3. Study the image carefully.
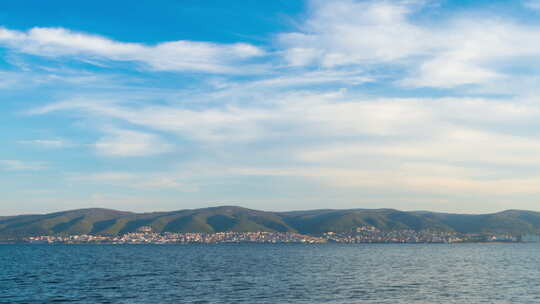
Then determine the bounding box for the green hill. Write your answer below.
[2,206,540,240]
[417,210,540,235]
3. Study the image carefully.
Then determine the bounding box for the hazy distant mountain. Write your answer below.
[2,206,540,240]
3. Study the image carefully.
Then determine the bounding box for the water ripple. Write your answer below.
[1,243,540,303]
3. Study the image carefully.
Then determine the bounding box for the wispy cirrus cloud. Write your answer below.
[3,1,539,89]
[18,139,71,148]
[0,27,265,73]
[29,88,540,201]
[94,128,173,157]
[0,159,48,171]
[28,90,432,143]
[279,0,540,88]
[71,171,198,192]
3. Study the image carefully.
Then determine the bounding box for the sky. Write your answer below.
[2,0,540,215]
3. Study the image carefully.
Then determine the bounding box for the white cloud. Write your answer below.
[2,3,538,89]
[297,128,540,168]
[30,98,275,142]
[19,86,540,212]
[401,54,502,88]
[29,91,438,144]
[0,160,48,171]
[18,139,70,148]
[280,0,432,66]
[28,90,540,197]
[71,171,198,192]
[214,69,373,90]
[280,0,540,88]
[231,166,530,196]
[94,128,173,157]
[0,27,265,73]
[29,92,540,151]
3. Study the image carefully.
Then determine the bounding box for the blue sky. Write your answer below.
[2,0,540,215]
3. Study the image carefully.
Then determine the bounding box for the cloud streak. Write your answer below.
[94,128,173,157]
[280,0,540,88]
[0,27,265,73]
[71,171,198,192]
[18,139,71,148]
[27,89,540,200]
[0,160,48,171]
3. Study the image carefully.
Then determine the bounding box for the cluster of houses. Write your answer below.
[23,225,528,244]
[25,229,326,244]
[327,226,522,243]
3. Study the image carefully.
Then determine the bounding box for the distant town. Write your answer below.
[22,225,537,244]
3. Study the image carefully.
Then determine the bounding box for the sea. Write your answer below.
[1,243,539,303]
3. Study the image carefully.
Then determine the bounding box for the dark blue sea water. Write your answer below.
[1,243,540,303]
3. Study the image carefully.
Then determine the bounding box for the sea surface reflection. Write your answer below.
[1,243,539,303]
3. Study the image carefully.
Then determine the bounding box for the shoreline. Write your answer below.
[2,241,527,245]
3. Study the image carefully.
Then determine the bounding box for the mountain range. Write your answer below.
[2,206,540,240]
